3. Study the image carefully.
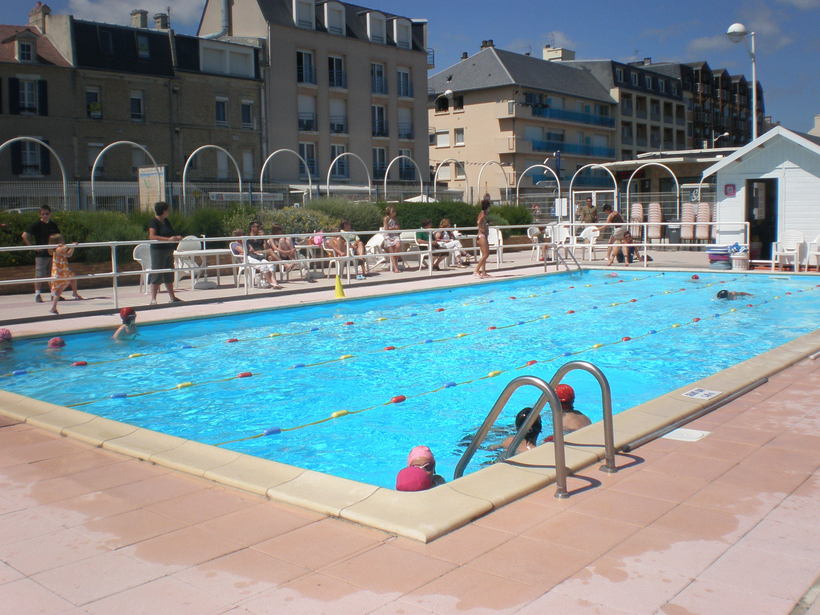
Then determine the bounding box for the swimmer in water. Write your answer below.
[716,289,752,300]
[113,307,138,340]
[497,407,542,455]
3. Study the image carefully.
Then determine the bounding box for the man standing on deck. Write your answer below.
[21,205,59,303]
[576,197,598,224]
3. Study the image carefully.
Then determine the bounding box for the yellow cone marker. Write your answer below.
[334,276,346,298]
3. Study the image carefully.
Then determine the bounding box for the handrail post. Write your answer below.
[111,243,120,310]
[427,232,433,276]
[241,238,250,295]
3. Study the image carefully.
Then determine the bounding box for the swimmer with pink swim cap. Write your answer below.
[47,337,65,348]
[395,445,445,490]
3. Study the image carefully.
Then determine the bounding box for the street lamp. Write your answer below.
[712,131,730,147]
[432,88,454,111]
[726,22,757,140]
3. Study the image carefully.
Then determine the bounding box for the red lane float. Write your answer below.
[390,395,406,404]
[237,372,252,378]
[344,321,354,325]
[384,346,396,351]
[226,338,239,343]
[72,361,87,367]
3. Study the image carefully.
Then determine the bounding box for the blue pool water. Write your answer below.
[2,271,818,488]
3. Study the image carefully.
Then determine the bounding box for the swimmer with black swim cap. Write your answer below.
[497,407,542,455]
[716,289,752,300]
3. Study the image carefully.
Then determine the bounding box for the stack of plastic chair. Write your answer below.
[680,202,696,242]
[629,202,643,240]
[647,202,663,241]
[695,202,712,241]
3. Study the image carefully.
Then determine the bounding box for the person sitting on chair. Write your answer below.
[230,229,282,289]
[416,219,447,271]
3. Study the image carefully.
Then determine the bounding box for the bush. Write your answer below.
[382,200,479,231]
[492,205,532,232]
[305,199,382,232]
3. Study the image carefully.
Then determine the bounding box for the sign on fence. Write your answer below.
[138,166,166,212]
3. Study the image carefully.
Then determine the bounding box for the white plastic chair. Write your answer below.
[229,241,268,288]
[365,232,388,271]
[680,202,696,242]
[132,243,152,294]
[807,234,820,272]
[322,239,350,278]
[174,235,204,289]
[647,202,663,241]
[488,227,504,265]
[629,202,643,239]
[575,226,601,260]
[772,230,805,272]
[527,226,541,261]
[695,203,712,241]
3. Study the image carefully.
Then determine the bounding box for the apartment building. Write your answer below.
[428,42,616,202]
[198,0,431,187]
[0,4,263,183]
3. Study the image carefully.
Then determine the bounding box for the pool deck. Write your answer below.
[0,253,818,613]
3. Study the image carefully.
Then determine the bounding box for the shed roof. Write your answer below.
[701,126,820,177]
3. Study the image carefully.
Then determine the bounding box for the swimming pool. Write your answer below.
[2,270,818,488]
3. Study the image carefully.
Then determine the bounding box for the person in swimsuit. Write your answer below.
[497,407,542,455]
[716,290,753,300]
[47,234,83,315]
[474,196,491,278]
[333,220,368,279]
[382,206,402,273]
[113,307,138,340]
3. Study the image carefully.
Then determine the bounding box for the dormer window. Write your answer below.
[367,12,386,44]
[393,18,411,49]
[294,0,315,30]
[17,40,34,63]
[324,2,344,35]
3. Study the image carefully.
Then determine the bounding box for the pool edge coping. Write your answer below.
[1,328,817,543]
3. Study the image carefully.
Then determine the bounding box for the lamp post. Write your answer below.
[712,131,730,148]
[726,22,757,140]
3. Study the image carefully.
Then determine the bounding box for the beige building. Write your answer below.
[198,0,431,190]
[428,42,617,203]
[0,4,263,187]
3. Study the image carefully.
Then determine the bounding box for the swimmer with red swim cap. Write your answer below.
[543,384,592,443]
[113,307,138,340]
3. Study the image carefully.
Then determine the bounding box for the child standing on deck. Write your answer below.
[48,234,83,315]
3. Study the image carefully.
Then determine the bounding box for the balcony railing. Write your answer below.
[650,110,660,121]
[635,108,647,119]
[371,77,388,94]
[329,115,347,134]
[297,67,316,84]
[399,167,416,181]
[328,70,347,88]
[529,139,614,158]
[636,136,647,146]
[372,121,388,137]
[298,112,317,132]
[373,164,387,180]
[621,134,633,145]
[330,161,349,178]
[621,104,633,116]
[426,48,435,69]
[299,159,318,177]
[397,123,414,139]
[529,105,615,128]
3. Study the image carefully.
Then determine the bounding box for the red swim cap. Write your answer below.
[119,307,136,322]
[555,383,575,403]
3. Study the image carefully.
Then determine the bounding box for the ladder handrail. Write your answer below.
[549,360,617,473]
[555,245,582,272]
[453,375,571,498]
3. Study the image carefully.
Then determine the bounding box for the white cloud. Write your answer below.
[543,30,577,50]
[68,0,204,28]
[687,34,730,54]
[777,0,820,8]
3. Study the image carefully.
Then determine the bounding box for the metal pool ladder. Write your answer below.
[453,361,617,498]
[554,245,582,272]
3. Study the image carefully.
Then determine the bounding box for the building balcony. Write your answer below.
[621,134,633,145]
[328,70,347,88]
[298,113,317,132]
[426,48,435,69]
[663,114,674,124]
[636,136,647,147]
[329,116,347,134]
[372,121,389,137]
[529,139,614,158]
[650,110,661,122]
[530,105,615,128]
[621,104,633,117]
[397,123,414,139]
[371,78,388,95]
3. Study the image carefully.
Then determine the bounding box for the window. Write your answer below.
[294,0,314,29]
[367,12,386,44]
[18,79,39,114]
[100,31,114,55]
[437,164,451,180]
[21,141,42,175]
[328,56,346,88]
[671,83,679,96]
[214,97,227,125]
[372,147,387,179]
[18,41,33,63]
[645,75,653,90]
[241,151,253,180]
[546,96,563,110]
[325,2,345,35]
[658,79,666,94]
[371,62,387,94]
[455,162,466,180]
[454,127,464,146]
[394,19,411,49]
[435,130,449,147]
[577,102,591,114]
[87,143,104,176]
[398,148,414,180]
[131,146,147,175]
[217,151,229,179]
[615,67,624,82]
[329,98,347,133]
[397,107,413,139]
[630,72,638,87]
[86,87,102,119]
[241,100,254,129]
[130,90,144,121]
[298,142,317,177]
[296,50,316,84]
[136,34,150,59]
[397,68,412,97]
[298,95,317,131]
[371,104,387,137]
[330,143,348,178]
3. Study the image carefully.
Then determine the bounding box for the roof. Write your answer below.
[429,47,614,104]
[701,126,820,177]
[0,24,70,66]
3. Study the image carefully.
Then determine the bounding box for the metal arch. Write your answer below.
[568,163,619,218]
[696,167,720,204]
[91,141,161,208]
[0,137,69,208]
[325,152,372,199]
[260,148,314,201]
[625,162,681,220]
[182,145,242,211]
[383,155,423,200]
[432,157,468,201]
[476,160,511,203]
[515,164,561,207]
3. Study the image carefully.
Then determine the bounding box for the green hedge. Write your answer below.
[305,199,382,232]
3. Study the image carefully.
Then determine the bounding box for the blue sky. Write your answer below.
[3,0,818,132]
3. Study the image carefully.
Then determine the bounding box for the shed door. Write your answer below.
[745,178,777,259]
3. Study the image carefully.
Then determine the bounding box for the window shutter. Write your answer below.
[9,78,19,114]
[38,80,48,116]
[40,140,51,175]
[10,141,22,175]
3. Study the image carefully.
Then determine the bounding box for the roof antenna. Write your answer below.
[166,6,172,29]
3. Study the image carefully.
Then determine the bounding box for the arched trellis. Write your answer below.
[91,141,161,208]
[325,152,372,199]
[515,164,561,207]
[383,155,423,200]
[260,148,314,201]
[0,137,69,207]
[183,145,242,211]
[569,163,619,221]
[476,160,512,204]
[432,158,468,201]
[696,168,719,205]
[625,162,681,221]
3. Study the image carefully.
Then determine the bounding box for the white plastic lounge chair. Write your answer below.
[807,234,820,272]
[680,202,696,242]
[647,202,663,241]
[695,203,712,241]
[629,202,643,239]
[771,230,805,272]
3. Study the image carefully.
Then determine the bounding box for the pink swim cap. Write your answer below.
[0,328,11,342]
[407,445,435,466]
[47,337,65,348]
[396,466,432,492]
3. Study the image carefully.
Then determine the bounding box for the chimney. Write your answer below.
[130,9,148,28]
[28,2,51,33]
[480,39,495,49]
[460,52,468,60]
[643,57,652,66]
[543,46,575,61]
[153,12,169,30]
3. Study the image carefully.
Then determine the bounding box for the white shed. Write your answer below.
[701,126,820,264]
